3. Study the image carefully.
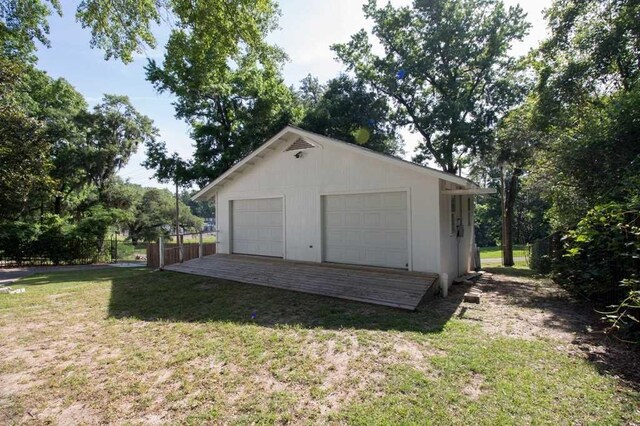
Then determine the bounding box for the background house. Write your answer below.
[193,126,493,294]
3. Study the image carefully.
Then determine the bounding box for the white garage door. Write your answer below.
[323,191,408,269]
[232,198,283,257]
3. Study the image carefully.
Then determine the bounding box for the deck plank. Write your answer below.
[163,254,439,310]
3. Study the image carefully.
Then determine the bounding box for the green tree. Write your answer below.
[333,0,530,174]
[532,0,640,229]
[0,58,52,221]
[297,74,324,108]
[3,1,282,64]
[300,74,402,156]
[526,0,640,340]
[537,0,640,115]
[77,95,157,199]
[22,68,88,214]
[75,0,162,63]
[489,102,543,265]
[180,190,214,219]
[0,0,61,57]
[144,1,300,185]
[124,187,203,244]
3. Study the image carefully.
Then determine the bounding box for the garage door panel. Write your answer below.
[364,248,387,264]
[325,212,344,227]
[232,197,283,257]
[385,250,408,266]
[323,191,408,269]
[331,247,363,264]
[344,212,362,227]
[324,230,346,245]
[344,195,364,210]
[363,193,382,209]
[261,212,282,226]
[383,231,408,249]
[361,230,384,245]
[383,192,406,205]
[384,211,408,229]
[325,196,345,211]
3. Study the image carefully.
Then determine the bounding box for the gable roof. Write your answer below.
[192,125,481,201]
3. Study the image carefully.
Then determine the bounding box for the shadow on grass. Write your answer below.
[107,269,467,333]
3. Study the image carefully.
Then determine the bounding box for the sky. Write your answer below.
[35,0,552,190]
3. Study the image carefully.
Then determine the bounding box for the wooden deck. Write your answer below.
[163,254,439,310]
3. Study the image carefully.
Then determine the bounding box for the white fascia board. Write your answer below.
[441,188,497,195]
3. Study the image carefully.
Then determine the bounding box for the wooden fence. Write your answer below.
[146,242,215,269]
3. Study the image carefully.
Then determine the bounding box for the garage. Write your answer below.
[231,198,283,257]
[322,191,409,269]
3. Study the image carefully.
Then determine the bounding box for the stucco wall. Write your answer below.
[215,137,445,273]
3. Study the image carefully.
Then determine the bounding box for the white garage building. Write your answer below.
[192,125,493,294]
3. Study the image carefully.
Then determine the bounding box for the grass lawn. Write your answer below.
[479,245,529,267]
[1,268,638,424]
[479,245,528,258]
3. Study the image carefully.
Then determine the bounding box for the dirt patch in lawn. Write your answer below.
[439,271,640,391]
[462,372,485,400]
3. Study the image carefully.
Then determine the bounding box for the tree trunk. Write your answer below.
[53,195,62,215]
[501,170,519,267]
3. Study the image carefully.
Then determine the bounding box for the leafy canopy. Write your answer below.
[0,58,52,220]
[531,0,640,228]
[2,0,282,64]
[144,0,300,186]
[78,95,157,194]
[0,0,60,57]
[109,182,203,244]
[299,74,402,156]
[333,0,530,174]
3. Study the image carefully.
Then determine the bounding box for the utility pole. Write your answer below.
[175,176,182,263]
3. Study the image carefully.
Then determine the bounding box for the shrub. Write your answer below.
[0,221,40,265]
[554,200,640,339]
[0,210,119,265]
[529,238,551,273]
[529,232,563,274]
[38,215,73,265]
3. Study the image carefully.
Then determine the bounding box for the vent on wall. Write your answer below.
[285,137,315,152]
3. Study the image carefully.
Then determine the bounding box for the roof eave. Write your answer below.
[192,125,487,200]
[191,126,294,201]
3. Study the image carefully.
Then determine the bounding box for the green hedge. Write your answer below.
[0,214,113,266]
[552,200,640,339]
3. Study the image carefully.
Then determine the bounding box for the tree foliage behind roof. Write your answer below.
[299,74,402,156]
[333,0,530,174]
[142,0,301,186]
